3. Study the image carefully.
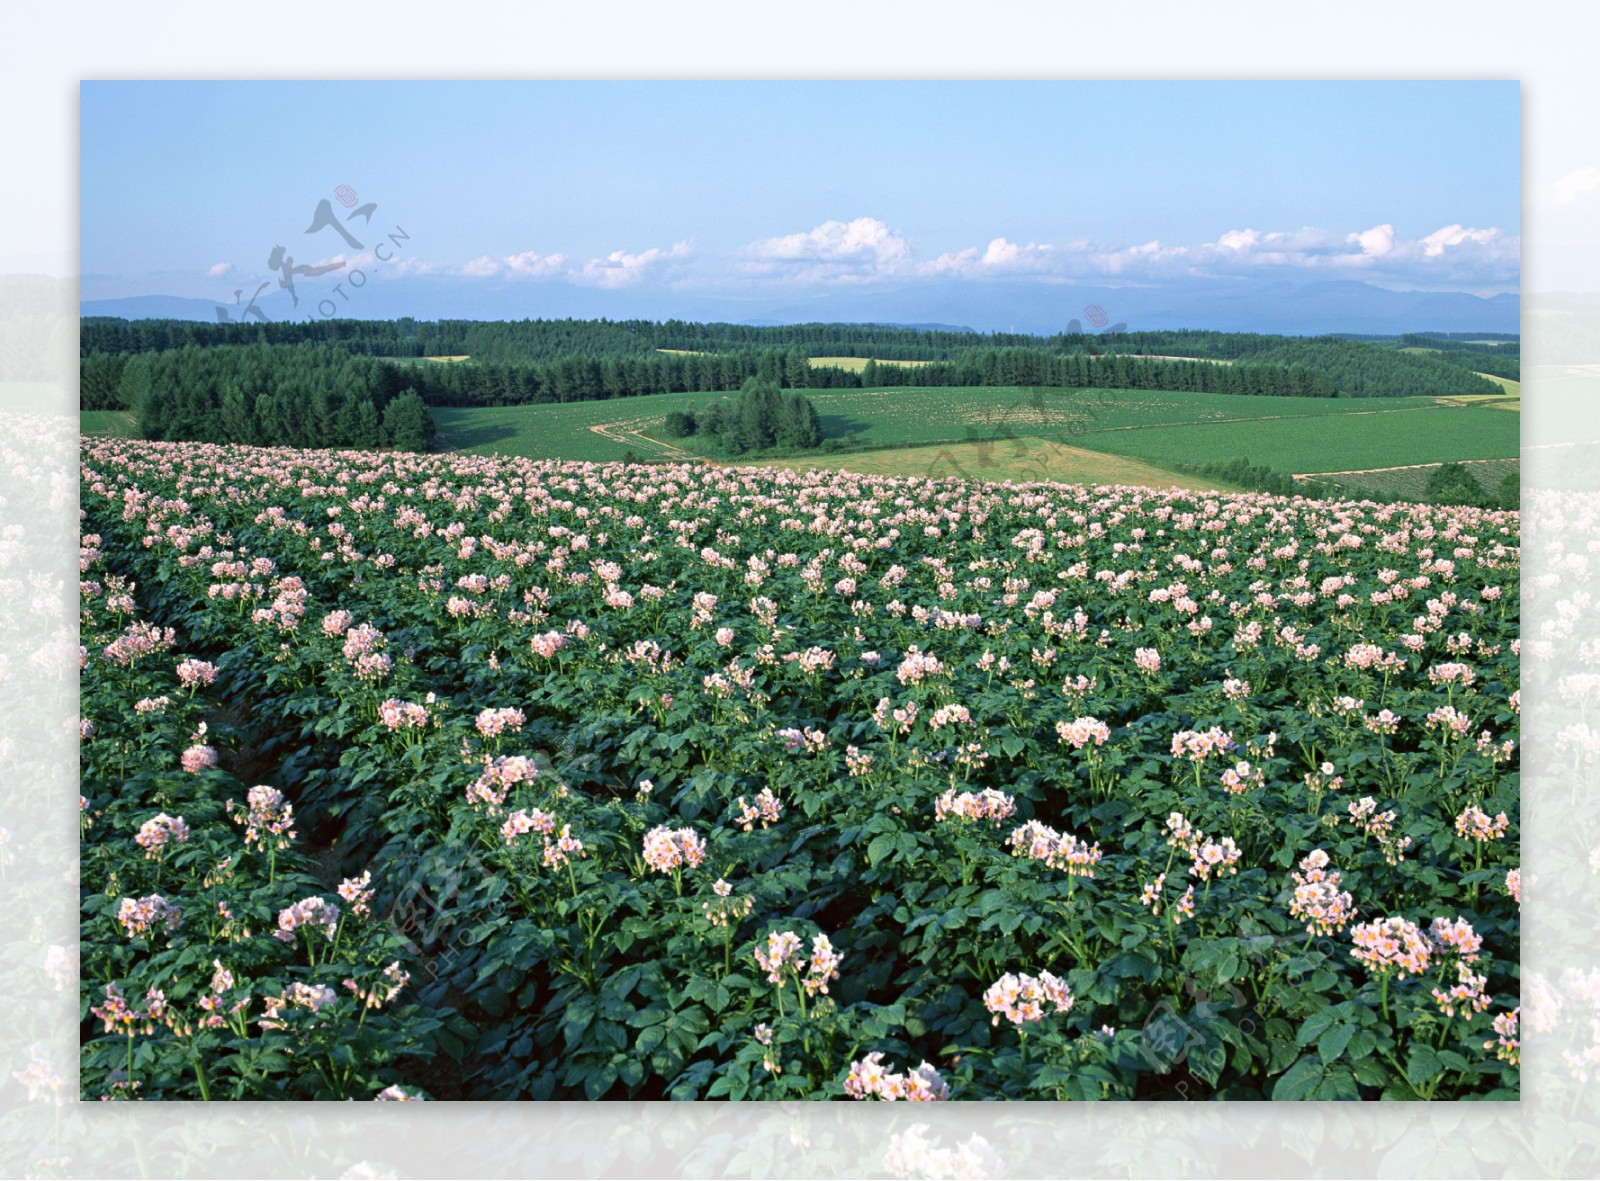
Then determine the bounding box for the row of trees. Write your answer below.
[107,345,435,452]
[661,380,823,454]
[83,316,1508,398]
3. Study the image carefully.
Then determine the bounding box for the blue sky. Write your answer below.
[80,80,1520,318]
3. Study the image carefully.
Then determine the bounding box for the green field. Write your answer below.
[1307,458,1519,502]
[90,379,1520,494]
[1071,402,1517,473]
[80,410,136,436]
[434,394,713,462]
[430,384,1518,480]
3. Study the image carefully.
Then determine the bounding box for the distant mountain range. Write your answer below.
[82,277,1519,337]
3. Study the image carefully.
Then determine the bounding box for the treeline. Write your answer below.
[83,316,1505,398]
[1396,333,1520,382]
[95,344,435,452]
[662,379,823,455]
[377,347,1341,405]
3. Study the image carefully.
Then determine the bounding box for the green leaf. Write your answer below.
[1317,1023,1355,1064]
[867,833,895,867]
[1272,1055,1324,1101]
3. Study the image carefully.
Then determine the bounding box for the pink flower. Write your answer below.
[982,970,1073,1026]
[936,788,1016,825]
[274,895,339,943]
[181,745,218,774]
[1350,916,1432,978]
[176,658,218,688]
[1455,803,1510,842]
[642,825,708,874]
[475,707,526,738]
[134,813,190,859]
[734,789,783,832]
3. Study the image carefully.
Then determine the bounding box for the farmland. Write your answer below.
[1070,402,1518,474]
[412,384,1519,495]
[80,436,1520,1101]
[1298,459,1520,504]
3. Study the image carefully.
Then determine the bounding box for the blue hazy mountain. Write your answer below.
[82,277,1518,336]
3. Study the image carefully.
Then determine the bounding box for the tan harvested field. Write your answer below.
[808,356,934,371]
[1089,353,1233,364]
[729,436,1240,493]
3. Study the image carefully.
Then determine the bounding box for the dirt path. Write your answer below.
[588,422,694,459]
[1294,457,1517,479]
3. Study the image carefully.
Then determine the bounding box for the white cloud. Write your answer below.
[909,219,1517,290]
[1346,224,1396,259]
[746,217,910,268]
[460,255,502,278]
[207,262,234,278]
[1419,224,1501,257]
[500,251,567,279]
[573,240,693,288]
[1542,166,1600,208]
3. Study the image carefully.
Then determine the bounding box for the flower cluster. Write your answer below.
[1287,850,1356,935]
[466,754,540,807]
[475,707,526,738]
[1006,819,1103,877]
[1425,704,1474,739]
[642,825,708,875]
[1189,836,1242,881]
[379,698,430,730]
[501,807,556,845]
[229,785,296,850]
[701,878,754,928]
[982,970,1074,1026]
[1171,727,1235,762]
[134,812,190,859]
[176,657,218,688]
[734,788,784,831]
[117,894,181,938]
[895,647,944,685]
[1139,873,1196,923]
[1055,715,1111,749]
[935,787,1016,825]
[1428,916,1483,962]
[338,870,375,918]
[543,825,585,870]
[1347,797,1413,864]
[274,895,340,943]
[180,744,219,774]
[1432,962,1492,1019]
[754,929,843,996]
[1485,1008,1519,1065]
[1220,759,1265,796]
[346,961,411,1010]
[844,1053,950,1101]
[1454,803,1511,843]
[1350,916,1432,978]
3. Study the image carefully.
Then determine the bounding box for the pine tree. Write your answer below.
[383,389,435,453]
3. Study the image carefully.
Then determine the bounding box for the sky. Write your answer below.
[79,80,1522,325]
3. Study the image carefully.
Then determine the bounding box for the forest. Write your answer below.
[79,316,1508,452]
[662,379,824,455]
